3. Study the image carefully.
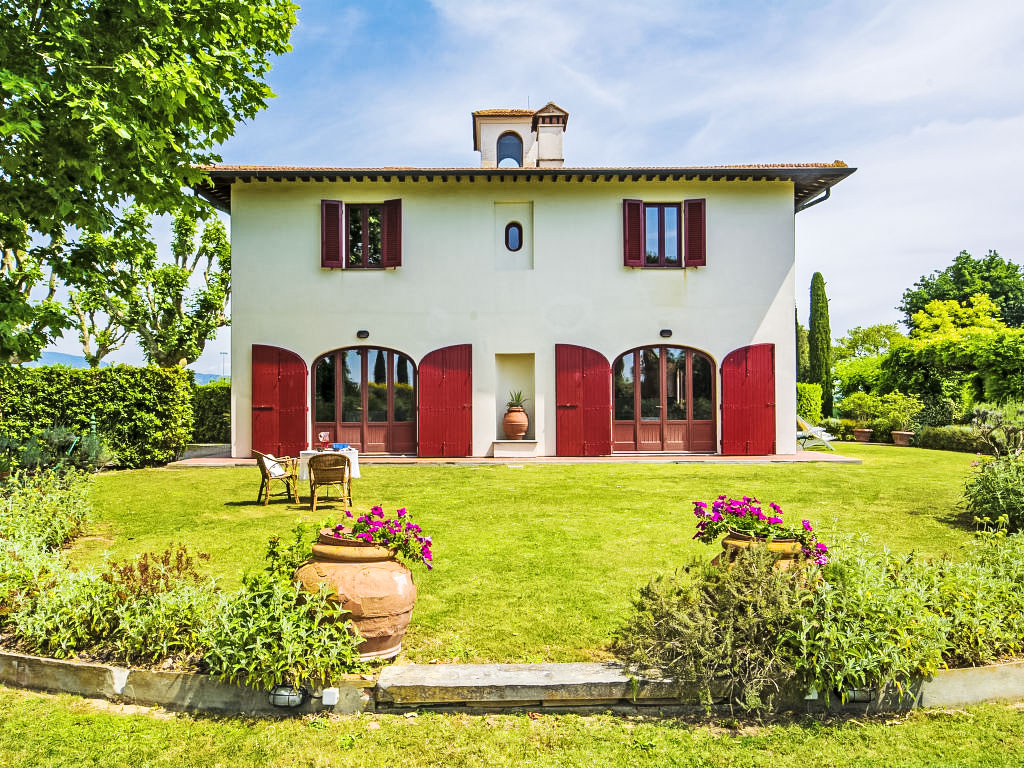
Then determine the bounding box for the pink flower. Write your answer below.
[802,520,813,532]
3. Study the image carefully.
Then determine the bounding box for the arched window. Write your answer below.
[496,132,523,167]
[504,221,523,251]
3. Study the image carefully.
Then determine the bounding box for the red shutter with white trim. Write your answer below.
[321,200,344,268]
[623,199,644,267]
[684,198,706,267]
[251,344,308,457]
[381,198,402,268]
[418,344,472,457]
[721,343,775,455]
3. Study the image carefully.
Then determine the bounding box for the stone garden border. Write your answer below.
[2,650,1023,717]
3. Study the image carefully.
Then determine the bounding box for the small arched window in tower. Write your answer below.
[505,221,523,252]
[496,132,523,167]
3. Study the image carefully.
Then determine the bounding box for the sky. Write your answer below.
[49,0,1024,374]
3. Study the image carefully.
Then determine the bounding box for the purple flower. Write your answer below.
[768,516,783,524]
[345,510,353,518]
[802,520,813,532]
[815,542,828,553]
[397,507,407,517]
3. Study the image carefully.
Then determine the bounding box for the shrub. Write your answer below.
[201,572,362,690]
[0,365,194,467]
[916,425,991,454]
[867,417,891,443]
[821,417,856,441]
[3,425,112,474]
[0,470,91,551]
[193,381,231,443]
[796,383,823,424]
[612,548,808,714]
[836,392,880,425]
[917,395,960,427]
[964,456,1024,533]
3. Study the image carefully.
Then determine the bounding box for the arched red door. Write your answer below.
[251,344,308,457]
[721,343,776,455]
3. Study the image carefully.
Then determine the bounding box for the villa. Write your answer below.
[197,102,854,459]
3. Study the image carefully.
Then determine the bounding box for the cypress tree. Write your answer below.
[808,272,833,415]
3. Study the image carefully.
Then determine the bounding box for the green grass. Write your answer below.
[1,686,1023,767]
[71,443,977,663]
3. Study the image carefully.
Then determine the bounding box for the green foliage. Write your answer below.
[821,417,856,441]
[910,293,1005,336]
[832,323,904,362]
[964,457,1024,533]
[796,383,823,424]
[3,424,111,474]
[71,206,231,368]
[836,392,881,425]
[834,354,884,397]
[790,541,948,704]
[916,425,990,454]
[193,381,231,443]
[0,365,193,467]
[201,573,362,690]
[0,470,91,551]
[838,392,922,435]
[808,273,833,415]
[0,0,296,362]
[795,308,810,382]
[899,250,1024,328]
[612,548,808,714]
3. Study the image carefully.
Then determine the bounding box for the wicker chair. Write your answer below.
[308,452,353,512]
[253,451,299,505]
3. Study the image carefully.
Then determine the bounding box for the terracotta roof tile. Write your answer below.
[471,108,536,116]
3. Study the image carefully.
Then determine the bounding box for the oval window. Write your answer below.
[505,222,523,252]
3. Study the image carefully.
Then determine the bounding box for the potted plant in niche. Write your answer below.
[502,390,530,440]
[294,505,432,660]
[692,495,829,570]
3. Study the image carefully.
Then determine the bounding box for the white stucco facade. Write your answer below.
[227,175,800,457]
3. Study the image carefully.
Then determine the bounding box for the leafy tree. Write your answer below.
[832,323,903,362]
[808,272,833,415]
[71,205,230,368]
[899,251,1024,328]
[910,293,1005,337]
[0,0,296,361]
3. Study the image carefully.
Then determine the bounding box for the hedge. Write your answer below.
[193,381,231,443]
[796,382,823,424]
[916,425,993,454]
[0,365,193,467]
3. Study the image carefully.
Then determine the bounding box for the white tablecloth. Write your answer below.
[298,448,361,480]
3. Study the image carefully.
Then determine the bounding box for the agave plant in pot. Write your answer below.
[294,505,432,660]
[692,495,828,569]
[502,390,530,440]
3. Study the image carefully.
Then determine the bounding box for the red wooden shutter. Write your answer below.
[381,198,402,268]
[622,199,644,267]
[684,198,706,267]
[418,344,472,457]
[251,344,308,457]
[321,200,344,268]
[720,343,775,456]
[556,344,612,456]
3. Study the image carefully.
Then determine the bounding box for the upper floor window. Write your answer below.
[505,221,523,251]
[497,131,523,168]
[321,199,402,269]
[622,198,706,268]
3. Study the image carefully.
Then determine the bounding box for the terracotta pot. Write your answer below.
[294,528,417,660]
[853,428,872,442]
[502,406,529,440]
[713,530,804,571]
[892,430,914,447]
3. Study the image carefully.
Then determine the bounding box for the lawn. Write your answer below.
[69,443,977,664]
[1,686,1023,768]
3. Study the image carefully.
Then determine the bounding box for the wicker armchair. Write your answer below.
[253,451,299,505]
[308,452,353,512]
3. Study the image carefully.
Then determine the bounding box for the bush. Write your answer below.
[821,417,856,441]
[917,395,960,427]
[193,381,230,443]
[796,383,823,424]
[0,365,194,467]
[867,417,891,443]
[612,548,808,714]
[964,456,1024,532]
[2,425,112,474]
[917,425,991,454]
[0,470,91,551]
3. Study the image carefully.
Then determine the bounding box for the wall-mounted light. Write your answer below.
[356,330,370,339]
[659,329,673,338]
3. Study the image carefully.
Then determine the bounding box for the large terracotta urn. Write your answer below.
[712,530,804,571]
[502,406,529,440]
[294,529,417,660]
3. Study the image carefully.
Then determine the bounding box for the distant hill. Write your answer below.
[22,352,229,384]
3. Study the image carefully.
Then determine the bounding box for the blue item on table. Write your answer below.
[332,443,350,450]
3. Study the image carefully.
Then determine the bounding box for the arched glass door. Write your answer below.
[313,347,416,454]
[612,346,715,452]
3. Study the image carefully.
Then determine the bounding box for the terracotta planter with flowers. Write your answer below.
[294,508,432,660]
